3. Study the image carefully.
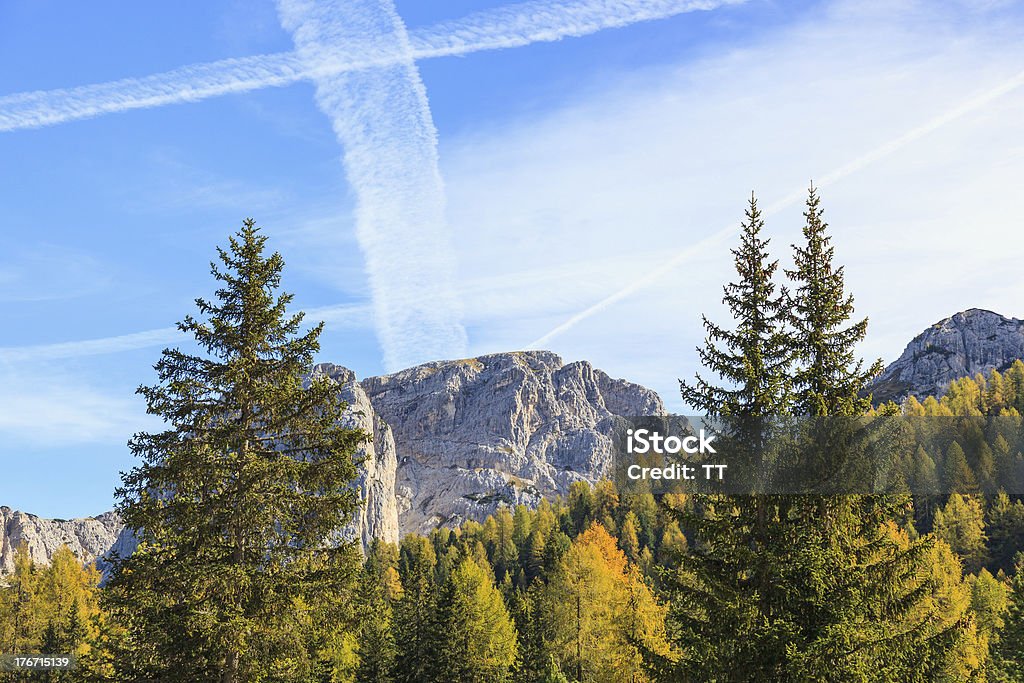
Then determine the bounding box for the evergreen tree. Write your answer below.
[977,442,998,494]
[357,540,401,683]
[993,557,1024,681]
[665,189,982,680]
[524,530,547,585]
[567,481,595,534]
[509,582,550,683]
[785,184,882,416]
[492,508,520,583]
[104,220,363,682]
[394,535,439,683]
[988,492,1024,574]
[944,441,980,495]
[539,655,571,683]
[619,512,641,562]
[435,556,518,683]
[680,192,790,417]
[670,194,794,680]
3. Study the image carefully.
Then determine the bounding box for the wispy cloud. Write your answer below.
[0,368,152,446]
[0,0,743,133]
[276,0,467,372]
[0,303,367,365]
[0,0,744,372]
[526,65,1024,350]
[407,0,746,57]
[0,327,180,365]
[436,0,1024,408]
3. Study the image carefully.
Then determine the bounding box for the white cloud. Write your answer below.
[440,0,1024,409]
[0,0,743,133]
[276,0,468,372]
[0,0,746,376]
[0,369,154,446]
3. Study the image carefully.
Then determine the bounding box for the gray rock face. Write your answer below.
[312,363,400,547]
[2,350,661,572]
[361,351,664,535]
[871,309,1024,404]
[0,506,124,575]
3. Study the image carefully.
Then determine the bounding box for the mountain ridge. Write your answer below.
[869,308,1024,404]
[1,350,661,574]
[10,309,1024,575]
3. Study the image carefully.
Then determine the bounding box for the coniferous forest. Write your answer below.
[3,192,1024,681]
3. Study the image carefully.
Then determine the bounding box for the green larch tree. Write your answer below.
[934,493,988,574]
[435,556,518,683]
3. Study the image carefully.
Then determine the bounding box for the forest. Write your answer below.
[2,190,1024,681]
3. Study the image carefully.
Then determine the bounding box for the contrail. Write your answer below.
[0,303,367,364]
[0,327,181,365]
[526,67,1024,349]
[1,0,743,371]
[0,0,743,133]
[277,0,466,371]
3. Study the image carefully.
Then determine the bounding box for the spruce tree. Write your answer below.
[681,192,790,417]
[993,557,1024,680]
[357,540,401,683]
[394,535,440,683]
[785,184,882,416]
[670,194,792,679]
[664,189,983,680]
[104,220,364,682]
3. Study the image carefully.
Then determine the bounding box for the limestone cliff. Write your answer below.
[361,351,664,535]
[2,350,662,571]
[871,309,1024,403]
[312,363,401,547]
[0,507,123,575]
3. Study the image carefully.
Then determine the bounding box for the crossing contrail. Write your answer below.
[0,0,743,371]
[0,0,742,134]
[277,0,466,370]
[526,66,1024,349]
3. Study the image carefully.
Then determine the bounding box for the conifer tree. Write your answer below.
[394,535,440,683]
[993,558,1024,680]
[934,493,988,573]
[681,193,790,417]
[988,492,1024,573]
[104,220,364,683]
[944,441,980,495]
[357,540,401,683]
[435,556,518,683]
[665,189,982,680]
[671,194,793,679]
[545,523,669,683]
[785,184,882,416]
[619,512,641,562]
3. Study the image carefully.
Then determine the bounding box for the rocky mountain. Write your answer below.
[359,351,663,535]
[2,350,662,573]
[871,308,1024,404]
[1,507,124,575]
[312,363,401,547]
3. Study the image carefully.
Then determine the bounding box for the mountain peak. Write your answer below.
[871,308,1024,403]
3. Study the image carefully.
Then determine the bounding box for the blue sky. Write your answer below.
[1,0,1023,518]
